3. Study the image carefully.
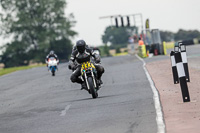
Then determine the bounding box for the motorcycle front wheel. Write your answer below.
[87,77,98,98]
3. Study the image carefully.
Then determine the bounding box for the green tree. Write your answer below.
[160,30,174,42]
[115,46,121,53]
[98,44,110,57]
[102,26,137,49]
[103,44,110,56]
[0,0,77,67]
[174,29,200,41]
[0,41,29,67]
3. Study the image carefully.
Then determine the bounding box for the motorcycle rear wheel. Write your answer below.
[52,70,55,76]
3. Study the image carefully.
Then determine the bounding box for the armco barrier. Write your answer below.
[182,40,194,45]
[180,38,200,45]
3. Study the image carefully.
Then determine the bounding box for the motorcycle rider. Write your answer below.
[46,50,59,69]
[68,40,104,90]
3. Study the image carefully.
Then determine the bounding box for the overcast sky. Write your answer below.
[1,0,200,47]
[66,0,200,46]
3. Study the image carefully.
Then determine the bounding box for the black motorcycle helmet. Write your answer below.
[76,40,86,53]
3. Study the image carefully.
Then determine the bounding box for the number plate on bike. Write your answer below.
[81,62,95,70]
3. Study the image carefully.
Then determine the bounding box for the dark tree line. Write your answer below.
[160,29,200,42]
[0,0,77,68]
[102,26,137,49]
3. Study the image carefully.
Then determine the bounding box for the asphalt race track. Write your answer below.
[0,55,158,133]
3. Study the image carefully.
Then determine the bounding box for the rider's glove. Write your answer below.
[68,64,72,70]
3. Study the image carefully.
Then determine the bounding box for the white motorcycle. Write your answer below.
[47,57,59,76]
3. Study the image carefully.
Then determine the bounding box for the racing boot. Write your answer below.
[96,78,102,90]
[81,82,91,93]
[98,78,103,85]
[81,82,87,90]
[99,79,103,84]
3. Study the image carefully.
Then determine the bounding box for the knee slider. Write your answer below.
[101,67,105,73]
[70,76,76,83]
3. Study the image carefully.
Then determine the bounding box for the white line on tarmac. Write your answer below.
[136,54,166,133]
[60,104,71,116]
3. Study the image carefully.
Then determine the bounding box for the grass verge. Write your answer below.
[113,52,128,56]
[0,64,45,76]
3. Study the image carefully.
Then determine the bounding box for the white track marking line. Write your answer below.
[60,104,71,116]
[136,54,166,133]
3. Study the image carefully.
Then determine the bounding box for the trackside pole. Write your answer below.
[170,51,179,84]
[180,43,190,82]
[174,48,190,102]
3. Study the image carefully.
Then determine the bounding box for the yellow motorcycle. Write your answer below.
[81,61,100,98]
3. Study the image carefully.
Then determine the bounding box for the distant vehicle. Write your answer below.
[47,57,59,76]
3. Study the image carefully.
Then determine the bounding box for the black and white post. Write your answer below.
[170,51,179,84]
[174,47,190,102]
[180,43,190,82]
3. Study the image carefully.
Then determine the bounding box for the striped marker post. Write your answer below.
[180,44,190,82]
[170,51,179,84]
[174,48,190,102]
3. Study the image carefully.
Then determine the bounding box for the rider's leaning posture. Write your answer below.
[68,40,104,89]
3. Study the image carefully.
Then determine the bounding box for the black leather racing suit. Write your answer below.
[69,48,104,84]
